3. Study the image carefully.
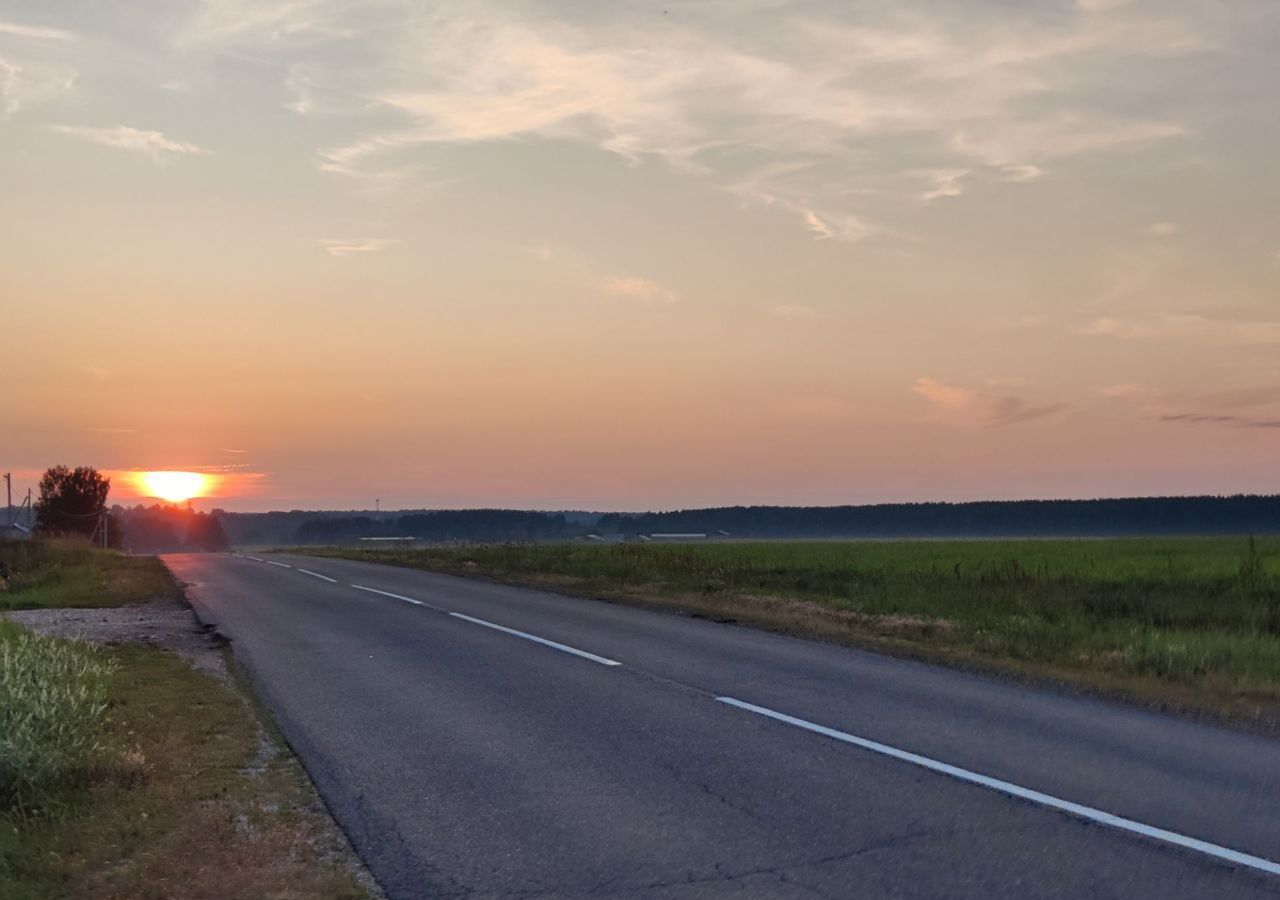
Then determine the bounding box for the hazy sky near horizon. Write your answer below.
[2,0,1278,511]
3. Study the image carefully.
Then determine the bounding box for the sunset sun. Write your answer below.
[135,471,210,504]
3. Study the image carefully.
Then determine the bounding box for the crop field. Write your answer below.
[312,536,1280,724]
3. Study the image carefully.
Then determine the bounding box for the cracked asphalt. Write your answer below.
[165,553,1280,900]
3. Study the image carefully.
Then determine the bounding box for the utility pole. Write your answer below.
[91,508,109,549]
[4,472,11,528]
[375,498,380,514]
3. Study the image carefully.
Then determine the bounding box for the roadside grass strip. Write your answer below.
[717,697,1280,879]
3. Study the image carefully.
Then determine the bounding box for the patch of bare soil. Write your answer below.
[4,597,228,681]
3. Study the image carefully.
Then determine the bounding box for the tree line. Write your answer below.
[24,465,1280,548]
[596,495,1280,538]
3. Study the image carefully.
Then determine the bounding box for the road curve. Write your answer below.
[163,552,1280,900]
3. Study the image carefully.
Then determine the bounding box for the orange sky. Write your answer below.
[2,1,1278,511]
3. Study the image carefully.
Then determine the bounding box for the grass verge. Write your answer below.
[305,537,1280,730]
[1,542,372,899]
[0,540,177,611]
[0,630,371,900]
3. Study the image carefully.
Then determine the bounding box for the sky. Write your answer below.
[2,0,1278,512]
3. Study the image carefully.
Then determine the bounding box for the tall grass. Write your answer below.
[0,621,114,817]
[0,538,175,611]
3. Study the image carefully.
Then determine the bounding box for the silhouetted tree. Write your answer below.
[185,512,231,552]
[35,465,111,538]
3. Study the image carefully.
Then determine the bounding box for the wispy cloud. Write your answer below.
[1077,314,1280,345]
[0,20,76,41]
[0,54,76,116]
[919,169,970,203]
[1147,221,1179,237]
[51,125,205,160]
[1101,378,1280,430]
[598,275,677,304]
[913,377,1067,427]
[185,0,1204,238]
[527,243,678,304]
[315,238,401,256]
[1160,413,1280,430]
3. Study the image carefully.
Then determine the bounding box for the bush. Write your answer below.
[0,623,114,816]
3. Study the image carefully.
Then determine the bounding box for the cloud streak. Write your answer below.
[1077,314,1280,345]
[1160,413,1280,430]
[0,20,76,41]
[913,377,1067,427]
[316,238,401,256]
[51,125,205,160]
[598,275,677,304]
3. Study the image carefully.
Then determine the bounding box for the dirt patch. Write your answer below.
[3,596,228,681]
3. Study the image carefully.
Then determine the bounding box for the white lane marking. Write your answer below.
[351,584,429,608]
[265,560,292,569]
[297,568,337,583]
[448,612,621,667]
[717,697,1280,878]
[245,556,264,562]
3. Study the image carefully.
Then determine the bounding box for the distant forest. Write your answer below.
[111,504,230,553]
[596,495,1280,538]
[208,495,1280,547]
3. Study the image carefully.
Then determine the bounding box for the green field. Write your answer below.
[310,537,1280,724]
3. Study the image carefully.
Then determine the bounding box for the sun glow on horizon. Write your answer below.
[133,471,211,504]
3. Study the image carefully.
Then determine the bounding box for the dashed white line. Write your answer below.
[716,697,1280,878]
[351,584,433,609]
[297,568,337,583]
[448,612,621,667]
[245,556,264,562]
[265,560,292,569]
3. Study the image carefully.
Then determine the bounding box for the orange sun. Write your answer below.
[135,471,210,504]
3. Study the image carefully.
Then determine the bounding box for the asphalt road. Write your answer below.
[164,552,1280,900]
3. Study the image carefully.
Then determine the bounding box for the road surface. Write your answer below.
[163,552,1280,900]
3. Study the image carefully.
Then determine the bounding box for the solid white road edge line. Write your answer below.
[265,560,292,568]
[297,568,338,583]
[351,584,429,608]
[448,612,622,667]
[716,697,1280,878]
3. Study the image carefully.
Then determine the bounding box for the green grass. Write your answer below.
[309,537,1280,723]
[0,639,370,900]
[0,539,176,611]
[0,622,113,818]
